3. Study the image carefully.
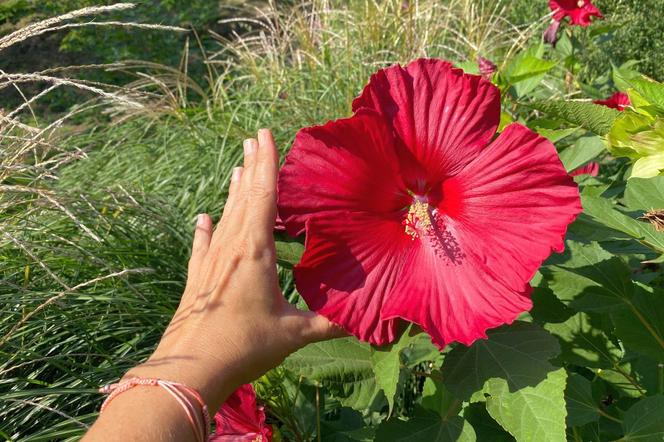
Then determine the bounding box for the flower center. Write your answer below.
[577,0,585,7]
[401,194,465,265]
[402,197,434,240]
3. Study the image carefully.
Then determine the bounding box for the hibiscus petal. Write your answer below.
[549,0,603,26]
[212,384,272,442]
[278,109,410,236]
[381,237,533,347]
[295,212,414,344]
[382,124,581,347]
[352,58,500,181]
[569,161,600,177]
[593,92,631,111]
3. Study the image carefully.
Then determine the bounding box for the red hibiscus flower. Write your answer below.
[549,0,603,27]
[211,384,272,442]
[593,92,631,111]
[569,162,600,177]
[277,59,581,348]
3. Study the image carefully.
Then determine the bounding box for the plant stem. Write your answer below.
[316,385,321,442]
[598,408,622,424]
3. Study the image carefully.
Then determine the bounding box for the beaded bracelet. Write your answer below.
[99,377,211,442]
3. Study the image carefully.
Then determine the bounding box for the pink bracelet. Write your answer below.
[99,377,211,442]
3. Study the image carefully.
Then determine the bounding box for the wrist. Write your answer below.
[125,353,239,412]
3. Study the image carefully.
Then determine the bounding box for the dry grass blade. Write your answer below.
[0,73,145,109]
[0,3,136,51]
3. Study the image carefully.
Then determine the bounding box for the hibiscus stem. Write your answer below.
[315,385,322,442]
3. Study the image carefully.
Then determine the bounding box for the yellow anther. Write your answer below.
[403,200,432,240]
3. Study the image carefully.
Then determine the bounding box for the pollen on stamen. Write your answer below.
[403,200,432,240]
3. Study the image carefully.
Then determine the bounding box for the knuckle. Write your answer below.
[247,235,276,261]
[231,240,248,259]
[248,184,275,202]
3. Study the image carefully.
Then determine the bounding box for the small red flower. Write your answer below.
[569,162,600,177]
[549,0,603,27]
[278,59,581,348]
[211,384,272,442]
[593,92,631,111]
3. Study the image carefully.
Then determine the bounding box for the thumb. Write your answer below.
[299,311,348,343]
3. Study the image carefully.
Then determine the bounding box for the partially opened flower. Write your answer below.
[569,161,600,177]
[477,56,497,80]
[549,0,603,27]
[594,92,631,111]
[278,59,581,348]
[543,20,561,46]
[211,384,272,442]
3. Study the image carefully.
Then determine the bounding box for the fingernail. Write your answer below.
[258,128,270,140]
[196,214,206,227]
[243,138,256,155]
[232,167,242,182]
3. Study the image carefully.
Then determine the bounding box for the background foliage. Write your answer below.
[2,1,664,441]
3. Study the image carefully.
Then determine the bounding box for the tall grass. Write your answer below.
[1,1,546,439]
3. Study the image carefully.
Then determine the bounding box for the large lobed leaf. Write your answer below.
[622,395,664,441]
[375,407,476,442]
[442,322,567,442]
[283,337,382,410]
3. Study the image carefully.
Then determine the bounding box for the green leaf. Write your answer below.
[545,312,623,368]
[558,136,605,173]
[371,326,432,413]
[504,55,556,84]
[321,408,375,442]
[530,287,574,324]
[283,338,382,411]
[375,407,476,442]
[441,322,567,441]
[613,61,643,93]
[274,235,304,268]
[402,332,441,368]
[622,395,664,441]
[502,45,555,98]
[595,362,644,398]
[548,241,635,308]
[629,77,664,114]
[442,322,560,401]
[533,126,580,143]
[581,194,664,255]
[455,60,480,75]
[611,287,664,362]
[421,374,461,418]
[632,152,664,179]
[624,176,664,210]
[484,368,567,442]
[463,403,515,442]
[528,100,620,135]
[565,373,601,426]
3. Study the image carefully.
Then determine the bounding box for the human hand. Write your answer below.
[127,129,343,411]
